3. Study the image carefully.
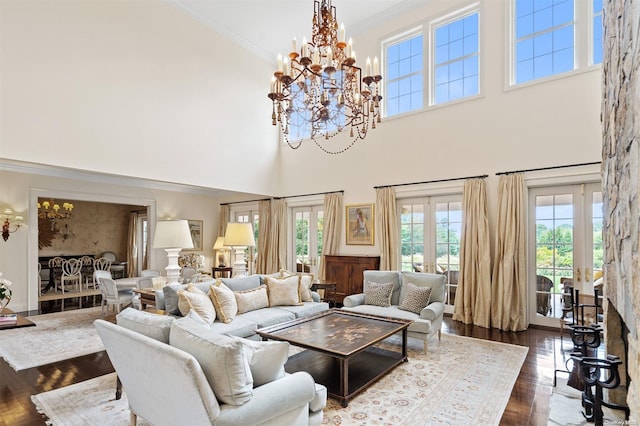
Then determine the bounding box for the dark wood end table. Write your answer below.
[311,280,337,307]
[256,309,411,407]
[132,288,156,310]
[211,267,233,278]
[0,308,36,330]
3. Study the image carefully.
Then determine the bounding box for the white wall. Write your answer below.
[277,0,603,256]
[0,168,236,312]
[0,0,280,195]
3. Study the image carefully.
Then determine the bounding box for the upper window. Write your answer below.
[432,11,479,105]
[592,0,603,65]
[513,0,575,84]
[384,32,424,117]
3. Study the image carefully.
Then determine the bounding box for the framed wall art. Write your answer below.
[186,219,203,251]
[346,204,374,245]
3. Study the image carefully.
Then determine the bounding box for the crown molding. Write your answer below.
[0,158,230,197]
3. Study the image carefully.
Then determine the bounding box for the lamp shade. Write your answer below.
[224,222,255,247]
[153,219,194,249]
[212,236,226,250]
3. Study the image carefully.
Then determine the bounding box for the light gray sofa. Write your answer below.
[153,274,329,339]
[95,308,327,425]
[342,271,446,352]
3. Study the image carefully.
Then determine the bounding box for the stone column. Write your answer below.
[601,0,640,421]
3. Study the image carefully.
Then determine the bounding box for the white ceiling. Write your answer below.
[166,0,428,62]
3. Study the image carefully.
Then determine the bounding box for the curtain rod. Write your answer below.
[219,197,272,206]
[275,190,344,200]
[495,161,601,176]
[374,174,488,189]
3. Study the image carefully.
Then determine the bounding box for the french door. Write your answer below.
[292,206,324,277]
[398,195,462,313]
[528,182,603,327]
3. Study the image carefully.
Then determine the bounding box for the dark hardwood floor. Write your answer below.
[0,311,565,425]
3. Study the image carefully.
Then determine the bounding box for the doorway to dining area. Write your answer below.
[37,198,149,313]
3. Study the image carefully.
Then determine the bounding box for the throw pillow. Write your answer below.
[398,282,433,314]
[231,336,289,387]
[299,273,314,302]
[177,284,206,315]
[266,274,302,307]
[177,285,217,324]
[162,284,188,315]
[209,279,238,324]
[234,285,269,314]
[364,282,395,307]
[170,317,253,405]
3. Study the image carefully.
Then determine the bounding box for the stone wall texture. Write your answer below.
[602,0,640,420]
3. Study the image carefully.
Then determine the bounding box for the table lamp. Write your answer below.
[213,236,229,267]
[153,219,194,285]
[224,222,255,277]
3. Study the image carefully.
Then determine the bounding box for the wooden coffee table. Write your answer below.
[256,309,411,407]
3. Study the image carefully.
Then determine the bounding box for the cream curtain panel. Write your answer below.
[452,178,492,328]
[319,192,343,280]
[264,199,287,273]
[127,212,138,278]
[255,199,272,274]
[218,205,230,238]
[375,187,399,271]
[491,173,527,331]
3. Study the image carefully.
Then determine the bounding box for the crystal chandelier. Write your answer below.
[38,199,74,230]
[268,0,382,154]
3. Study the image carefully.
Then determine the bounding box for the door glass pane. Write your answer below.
[295,211,310,272]
[400,203,424,272]
[535,193,574,318]
[435,201,462,306]
[592,191,603,283]
[316,211,324,272]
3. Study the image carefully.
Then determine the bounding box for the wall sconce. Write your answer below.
[60,223,76,241]
[2,209,24,242]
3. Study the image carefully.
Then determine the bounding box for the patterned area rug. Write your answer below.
[0,307,104,371]
[548,377,627,425]
[31,333,527,425]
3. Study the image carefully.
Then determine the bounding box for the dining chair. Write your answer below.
[79,255,95,290]
[61,258,83,294]
[102,251,126,279]
[140,269,160,277]
[48,256,65,292]
[180,266,197,283]
[98,277,133,317]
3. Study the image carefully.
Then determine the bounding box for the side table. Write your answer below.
[311,280,338,307]
[212,267,233,278]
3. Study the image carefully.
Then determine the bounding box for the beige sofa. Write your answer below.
[95,308,327,425]
[342,271,446,352]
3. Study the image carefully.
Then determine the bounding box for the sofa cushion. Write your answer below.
[235,285,269,314]
[177,285,217,324]
[238,307,296,328]
[221,275,262,292]
[401,271,446,304]
[274,302,329,319]
[170,317,253,406]
[398,282,432,314]
[230,336,289,387]
[209,280,238,324]
[115,308,175,343]
[266,275,302,307]
[209,316,257,337]
[364,282,394,307]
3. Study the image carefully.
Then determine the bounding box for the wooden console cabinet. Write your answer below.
[324,255,381,304]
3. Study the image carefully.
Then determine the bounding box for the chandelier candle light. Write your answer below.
[38,199,74,231]
[268,0,382,154]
